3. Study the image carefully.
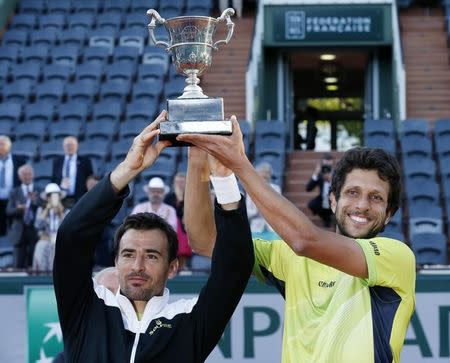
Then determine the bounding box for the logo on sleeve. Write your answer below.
[149,319,172,335]
[369,240,380,256]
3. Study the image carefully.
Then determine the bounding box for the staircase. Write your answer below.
[284,151,344,228]
[400,7,450,121]
[201,16,255,121]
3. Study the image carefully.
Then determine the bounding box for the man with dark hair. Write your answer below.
[53,112,254,362]
[180,118,416,363]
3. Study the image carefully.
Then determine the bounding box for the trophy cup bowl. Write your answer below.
[147,8,235,145]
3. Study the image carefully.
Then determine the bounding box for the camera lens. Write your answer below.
[321,165,331,174]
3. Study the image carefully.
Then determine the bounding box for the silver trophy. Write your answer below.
[147,8,235,144]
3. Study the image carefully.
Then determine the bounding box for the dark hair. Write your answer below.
[330,147,401,216]
[114,212,178,262]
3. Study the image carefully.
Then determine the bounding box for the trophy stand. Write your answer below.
[147,8,235,146]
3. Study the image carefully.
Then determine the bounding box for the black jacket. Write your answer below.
[54,176,254,363]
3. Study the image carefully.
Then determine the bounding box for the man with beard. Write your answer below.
[180,117,416,363]
[53,112,254,362]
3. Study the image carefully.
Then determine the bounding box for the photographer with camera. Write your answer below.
[32,183,69,272]
[306,153,334,228]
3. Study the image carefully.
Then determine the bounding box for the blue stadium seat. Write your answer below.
[18,0,46,14]
[403,157,436,183]
[78,139,111,161]
[74,62,104,83]
[46,0,71,14]
[21,45,49,65]
[10,14,37,30]
[50,45,80,67]
[68,13,95,30]
[254,135,286,155]
[42,64,72,82]
[24,102,54,122]
[142,46,170,70]
[40,139,65,159]
[57,102,90,122]
[48,120,83,140]
[65,80,98,103]
[137,63,167,82]
[364,135,396,154]
[255,120,286,139]
[96,13,123,31]
[104,0,131,13]
[35,80,66,105]
[111,139,132,161]
[83,46,110,64]
[39,14,66,29]
[435,134,450,159]
[105,62,137,83]
[99,81,131,104]
[33,159,54,183]
[406,180,440,205]
[72,0,102,14]
[186,0,213,13]
[124,13,148,30]
[434,119,450,138]
[0,102,21,123]
[400,119,429,137]
[130,0,159,13]
[132,81,162,103]
[411,233,448,265]
[440,156,450,180]
[59,28,87,47]
[0,45,20,64]
[400,135,432,159]
[119,30,147,53]
[85,120,118,141]
[2,30,29,46]
[113,46,141,65]
[92,101,122,122]
[0,62,7,83]
[30,28,58,46]
[119,119,148,140]
[88,29,116,54]
[0,120,14,137]
[125,101,158,122]
[409,204,443,235]
[9,63,41,83]
[12,139,39,160]
[379,230,405,242]
[159,147,179,163]
[140,159,176,185]
[160,0,185,12]
[164,78,186,99]
[383,208,403,234]
[15,121,47,142]
[254,151,285,181]
[2,80,34,104]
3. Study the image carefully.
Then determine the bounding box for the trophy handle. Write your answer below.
[213,8,235,50]
[147,9,170,50]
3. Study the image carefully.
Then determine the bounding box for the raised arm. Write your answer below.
[178,118,368,279]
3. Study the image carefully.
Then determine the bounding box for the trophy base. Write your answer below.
[160,97,232,146]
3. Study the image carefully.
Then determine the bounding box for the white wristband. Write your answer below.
[209,173,241,205]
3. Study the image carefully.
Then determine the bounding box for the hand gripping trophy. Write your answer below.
[147,8,235,145]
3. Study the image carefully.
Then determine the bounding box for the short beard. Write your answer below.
[335,216,385,239]
[122,285,154,302]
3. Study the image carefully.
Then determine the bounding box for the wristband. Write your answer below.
[209,173,241,204]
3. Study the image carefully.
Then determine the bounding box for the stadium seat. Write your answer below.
[2,30,28,46]
[254,150,285,180]
[30,28,58,46]
[0,45,20,64]
[78,139,111,161]
[85,120,118,141]
[400,135,432,159]
[140,159,176,186]
[130,0,159,13]
[403,157,436,183]
[83,46,111,64]
[39,14,66,30]
[74,62,104,83]
[142,46,170,71]
[42,64,72,82]
[10,14,37,30]
[164,78,186,99]
[385,208,403,233]
[111,139,132,161]
[364,135,396,154]
[11,139,39,160]
[137,63,167,82]
[434,119,450,138]
[0,120,14,137]
[119,31,146,53]
[96,13,123,31]
[99,81,131,104]
[435,134,450,159]
[65,80,98,103]
[255,120,286,138]
[18,0,46,14]
[88,29,116,54]
[125,101,158,122]
[46,0,72,14]
[59,28,87,47]
[406,180,440,206]
[400,119,429,137]
[160,0,184,13]
[2,80,34,104]
[124,13,148,31]
[9,63,41,83]
[254,135,286,155]
[186,0,213,13]
[35,80,66,105]
[40,139,65,159]
[104,0,131,13]
[50,46,80,67]
[379,230,405,242]
[119,119,149,140]
[92,101,122,122]
[68,13,95,30]
[33,159,54,183]
[57,102,90,123]
[48,120,83,140]
[0,62,7,83]
[15,121,47,142]
[411,233,448,265]
[24,102,55,123]
[72,0,101,14]
[113,46,142,65]
[105,62,137,83]
[132,81,162,103]
[21,45,49,65]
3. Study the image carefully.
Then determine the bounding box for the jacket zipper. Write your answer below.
[129,321,141,363]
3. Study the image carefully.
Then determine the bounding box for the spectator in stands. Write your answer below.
[164,172,193,270]
[6,164,41,268]
[246,162,281,233]
[180,118,416,363]
[53,111,254,362]
[131,177,177,231]
[33,183,68,272]
[306,153,334,228]
[0,135,27,236]
[52,136,93,207]
[219,0,242,17]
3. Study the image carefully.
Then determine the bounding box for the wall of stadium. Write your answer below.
[0,274,449,362]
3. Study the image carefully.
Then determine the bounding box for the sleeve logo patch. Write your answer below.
[369,240,380,256]
[149,319,172,335]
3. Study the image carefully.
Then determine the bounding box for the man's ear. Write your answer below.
[329,192,337,214]
[168,258,179,280]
